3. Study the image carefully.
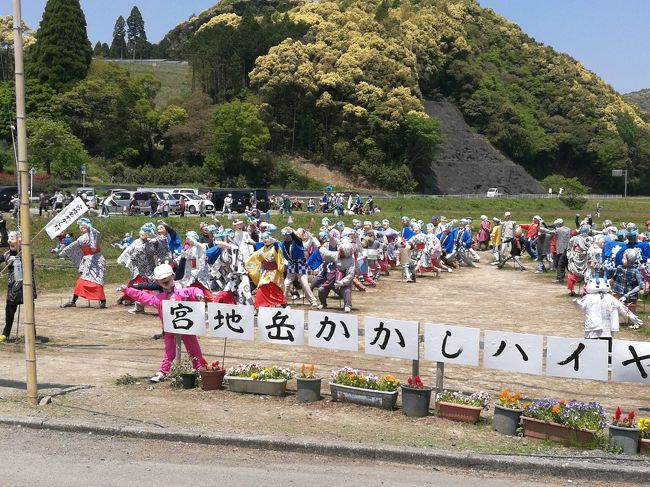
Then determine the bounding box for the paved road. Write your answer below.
[1,425,573,487]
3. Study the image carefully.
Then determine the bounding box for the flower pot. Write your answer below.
[181,373,197,389]
[296,377,322,402]
[199,369,226,391]
[400,386,432,417]
[608,425,640,454]
[436,401,482,423]
[493,404,523,436]
[522,416,596,446]
[329,382,398,410]
[225,375,287,396]
[640,438,650,455]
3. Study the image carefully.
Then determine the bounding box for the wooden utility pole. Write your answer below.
[13,0,38,406]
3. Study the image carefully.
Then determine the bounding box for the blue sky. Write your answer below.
[4,1,649,94]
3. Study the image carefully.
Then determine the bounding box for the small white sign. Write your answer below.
[44,196,89,239]
[546,336,609,381]
[423,324,480,366]
[162,300,206,336]
[612,339,650,384]
[364,317,419,360]
[207,303,254,341]
[257,307,305,345]
[308,310,358,351]
[483,330,543,375]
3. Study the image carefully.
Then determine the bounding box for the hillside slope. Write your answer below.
[424,100,542,194]
[624,89,650,116]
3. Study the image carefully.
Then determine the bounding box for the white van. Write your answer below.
[486,188,502,198]
[173,188,199,195]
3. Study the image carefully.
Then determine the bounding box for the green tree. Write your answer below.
[207,100,270,181]
[28,0,92,91]
[126,6,148,59]
[109,16,127,59]
[27,117,89,177]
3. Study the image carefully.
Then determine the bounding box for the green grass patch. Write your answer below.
[118,61,192,108]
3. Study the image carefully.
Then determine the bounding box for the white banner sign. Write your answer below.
[612,339,650,384]
[546,336,609,381]
[44,196,89,239]
[207,303,254,340]
[308,310,358,351]
[364,317,419,360]
[257,307,305,345]
[483,330,544,375]
[423,324,480,366]
[161,300,206,336]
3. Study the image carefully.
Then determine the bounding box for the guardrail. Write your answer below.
[400,193,623,200]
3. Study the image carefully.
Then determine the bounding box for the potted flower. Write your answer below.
[493,389,524,436]
[609,407,641,454]
[639,417,650,455]
[400,375,432,417]
[296,363,321,403]
[329,366,400,410]
[198,358,226,391]
[521,398,606,446]
[435,390,491,423]
[169,357,197,389]
[225,363,294,396]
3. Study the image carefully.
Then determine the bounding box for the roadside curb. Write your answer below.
[1,414,649,482]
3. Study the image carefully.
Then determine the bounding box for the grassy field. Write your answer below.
[6,195,650,293]
[117,61,192,108]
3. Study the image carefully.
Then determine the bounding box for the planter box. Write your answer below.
[436,401,482,423]
[400,386,432,417]
[296,377,322,402]
[199,369,226,391]
[608,424,640,454]
[493,404,523,436]
[641,438,650,455]
[329,382,398,410]
[225,375,287,396]
[522,416,597,446]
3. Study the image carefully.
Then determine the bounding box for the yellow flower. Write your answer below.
[250,372,259,379]
[639,417,650,432]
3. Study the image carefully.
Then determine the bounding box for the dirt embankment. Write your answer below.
[424,100,544,195]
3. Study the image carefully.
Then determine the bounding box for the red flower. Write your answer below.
[628,411,635,420]
[211,361,220,369]
[407,377,413,386]
[614,407,622,421]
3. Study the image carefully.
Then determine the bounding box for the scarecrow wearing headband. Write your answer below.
[176,231,212,301]
[0,231,36,342]
[246,232,286,308]
[60,218,106,308]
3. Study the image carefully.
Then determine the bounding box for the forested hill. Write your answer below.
[160,0,650,194]
[625,89,650,117]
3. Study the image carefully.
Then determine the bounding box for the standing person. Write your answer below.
[498,227,527,271]
[0,232,36,343]
[610,249,645,314]
[178,195,186,217]
[127,194,138,216]
[246,232,286,308]
[477,215,490,251]
[160,196,170,218]
[38,192,48,217]
[60,218,106,309]
[101,192,115,217]
[540,219,571,283]
[307,198,315,213]
[149,193,159,217]
[489,217,502,264]
[281,227,319,307]
[499,211,515,261]
[282,194,293,216]
[177,231,213,301]
[120,263,205,383]
[566,228,591,296]
[222,193,233,214]
[317,241,355,312]
[249,191,257,210]
[199,193,207,217]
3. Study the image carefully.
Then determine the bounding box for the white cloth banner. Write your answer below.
[364,317,419,360]
[612,339,650,384]
[161,300,206,336]
[44,196,89,239]
[483,330,544,375]
[308,310,358,351]
[207,303,254,340]
[546,336,609,381]
[257,306,305,345]
[423,323,480,366]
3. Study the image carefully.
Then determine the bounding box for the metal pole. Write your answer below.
[175,335,181,364]
[624,170,628,198]
[13,0,38,406]
[435,361,445,394]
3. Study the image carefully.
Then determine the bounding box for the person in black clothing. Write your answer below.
[0,232,35,342]
[0,214,8,247]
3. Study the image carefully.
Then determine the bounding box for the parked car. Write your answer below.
[0,186,18,212]
[76,187,97,208]
[102,191,142,215]
[172,192,215,214]
[173,187,198,196]
[132,191,179,216]
[211,189,270,213]
[486,188,502,198]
